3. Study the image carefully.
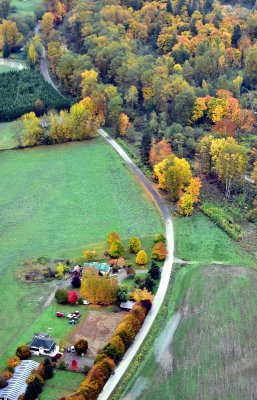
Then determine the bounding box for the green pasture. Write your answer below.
[0,59,27,74]
[173,213,254,267]
[0,121,20,150]
[0,138,163,362]
[12,0,39,14]
[39,371,85,400]
[121,264,257,400]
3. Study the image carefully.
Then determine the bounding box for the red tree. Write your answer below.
[68,291,78,305]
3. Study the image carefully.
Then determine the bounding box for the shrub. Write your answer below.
[6,356,21,368]
[55,288,68,304]
[0,371,12,388]
[148,260,161,280]
[129,237,141,253]
[101,336,126,363]
[55,262,65,279]
[68,291,78,305]
[154,233,166,243]
[108,240,124,258]
[16,345,31,360]
[151,242,168,261]
[57,360,66,370]
[74,339,88,355]
[71,276,81,288]
[41,358,53,380]
[107,232,120,244]
[83,249,97,262]
[131,288,154,302]
[117,285,128,303]
[136,250,148,265]
[200,202,242,240]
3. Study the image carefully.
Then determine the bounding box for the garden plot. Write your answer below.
[68,310,127,357]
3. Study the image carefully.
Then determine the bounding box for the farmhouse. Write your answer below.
[83,262,111,275]
[0,360,39,400]
[30,333,59,356]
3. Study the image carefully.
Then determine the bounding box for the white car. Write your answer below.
[71,346,75,352]
[83,300,91,305]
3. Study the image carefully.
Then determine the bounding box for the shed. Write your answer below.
[0,360,39,400]
[119,301,136,310]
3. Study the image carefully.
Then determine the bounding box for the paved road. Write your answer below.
[36,38,175,398]
[97,129,174,400]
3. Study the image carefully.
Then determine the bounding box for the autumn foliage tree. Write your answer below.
[129,237,141,253]
[68,291,78,305]
[80,267,118,304]
[149,140,172,166]
[136,250,148,265]
[151,242,168,260]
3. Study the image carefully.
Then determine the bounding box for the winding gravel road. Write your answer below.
[97,129,174,400]
[36,36,175,398]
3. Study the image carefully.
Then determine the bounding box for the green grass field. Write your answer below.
[173,213,254,267]
[39,371,85,400]
[0,121,20,149]
[0,138,163,362]
[121,264,257,400]
[12,0,39,14]
[115,213,257,400]
[0,59,27,74]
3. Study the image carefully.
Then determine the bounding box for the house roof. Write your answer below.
[30,333,55,351]
[0,360,39,400]
[83,262,111,274]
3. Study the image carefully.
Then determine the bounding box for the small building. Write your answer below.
[83,262,111,275]
[30,333,59,356]
[119,301,136,310]
[0,360,39,400]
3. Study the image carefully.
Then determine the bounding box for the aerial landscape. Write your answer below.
[0,0,257,398]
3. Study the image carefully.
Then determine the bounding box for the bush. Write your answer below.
[129,237,141,253]
[0,371,12,388]
[6,356,21,368]
[74,339,88,355]
[154,233,166,243]
[16,345,31,360]
[151,242,168,261]
[136,250,148,265]
[57,360,66,370]
[101,336,126,363]
[41,358,53,380]
[108,240,124,258]
[71,276,81,288]
[68,291,78,305]
[148,261,161,280]
[107,232,120,244]
[83,250,97,262]
[117,286,128,303]
[200,202,242,240]
[55,288,68,304]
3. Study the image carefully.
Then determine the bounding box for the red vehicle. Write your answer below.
[56,311,65,318]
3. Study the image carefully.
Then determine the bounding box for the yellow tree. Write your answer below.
[165,157,192,201]
[28,43,37,66]
[80,70,99,98]
[118,113,129,136]
[185,177,202,203]
[70,97,104,140]
[212,138,248,198]
[80,268,118,305]
[153,159,168,190]
[21,112,43,147]
[41,12,54,41]
[178,193,194,216]
[197,135,214,175]
[0,19,22,50]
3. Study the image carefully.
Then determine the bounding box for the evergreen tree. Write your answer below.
[231,24,242,48]
[144,275,155,292]
[149,261,161,280]
[3,41,10,58]
[140,131,152,164]
[166,0,172,13]
[42,358,53,380]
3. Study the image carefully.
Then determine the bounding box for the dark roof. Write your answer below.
[30,334,55,351]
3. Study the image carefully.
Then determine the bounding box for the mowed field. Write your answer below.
[0,138,163,361]
[0,121,20,150]
[118,214,257,400]
[12,0,39,14]
[39,371,85,400]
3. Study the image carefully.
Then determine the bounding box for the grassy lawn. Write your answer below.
[0,121,20,150]
[39,371,85,400]
[173,213,254,267]
[0,138,163,363]
[11,0,40,14]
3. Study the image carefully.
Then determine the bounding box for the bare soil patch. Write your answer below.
[68,310,127,357]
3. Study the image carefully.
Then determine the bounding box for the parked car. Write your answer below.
[83,300,91,305]
[67,347,71,353]
[71,346,75,352]
[56,311,65,318]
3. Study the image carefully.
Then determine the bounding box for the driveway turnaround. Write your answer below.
[98,129,174,400]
